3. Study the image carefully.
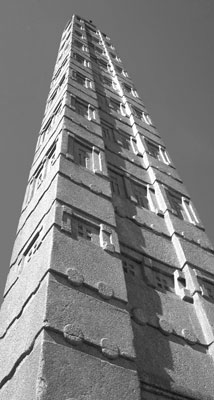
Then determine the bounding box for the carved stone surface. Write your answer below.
[1,14,214,400]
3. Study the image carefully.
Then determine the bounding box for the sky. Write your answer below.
[0,0,214,303]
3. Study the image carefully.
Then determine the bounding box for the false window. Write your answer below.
[74,142,93,170]
[109,169,126,197]
[166,189,199,224]
[114,130,129,149]
[74,30,82,37]
[122,256,143,280]
[131,181,149,209]
[115,66,122,74]
[102,76,112,87]
[143,112,153,125]
[73,52,85,65]
[122,70,128,77]
[75,100,88,117]
[74,39,82,49]
[74,71,85,85]
[102,123,115,142]
[132,107,142,119]
[109,98,126,116]
[98,58,108,70]
[146,140,171,165]
[166,190,185,220]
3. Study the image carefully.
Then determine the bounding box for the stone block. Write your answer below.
[1,329,140,400]
[134,119,160,138]
[113,196,168,236]
[0,333,42,400]
[67,84,99,108]
[194,293,214,345]
[136,126,165,146]
[0,276,48,385]
[126,279,205,345]
[105,139,143,167]
[45,273,134,359]
[116,215,179,267]
[0,229,54,337]
[2,217,124,337]
[105,149,150,183]
[149,167,189,197]
[69,60,95,80]
[133,323,214,400]
[113,118,134,135]
[60,156,111,197]
[146,154,180,181]
[50,228,127,302]
[56,174,116,226]
[68,79,98,101]
[165,212,213,251]
[98,109,131,129]
[64,123,105,151]
[64,105,102,134]
[172,235,214,274]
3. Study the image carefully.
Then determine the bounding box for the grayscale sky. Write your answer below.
[0,0,214,303]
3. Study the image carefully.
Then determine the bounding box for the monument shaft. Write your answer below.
[1,14,214,400]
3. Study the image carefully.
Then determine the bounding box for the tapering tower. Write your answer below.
[1,14,214,400]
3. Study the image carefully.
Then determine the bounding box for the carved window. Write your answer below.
[166,190,184,219]
[102,123,115,142]
[115,66,122,74]
[24,232,40,263]
[123,83,132,94]
[73,71,92,89]
[153,272,173,292]
[122,257,143,280]
[74,39,82,49]
[144,264,174,293]
[70,96,96,120]
[102,76,112,87]
[91,36,99,44]
[198,278,214,302]
[146,140,170,165]
[75,100,88,117]
[75,71,86,85]
[132,182,149,209]
[74,142,92,169]
[146,141,160,159]
[98,58,108,70]
[62,210,100,245]
[114,130,129,149]
[109,98,126,116]
[74,30,82,38]
[95,46,103,54]
[109,169,126,197]
[122,70,129,77]
[109,98,120,112]
[73,52,85,65]
[166,189,198,224]
[77,221,93,240]
[132,107,142,119]
[82,45,88,52]
[143,112,153,125]
[19,229,42,273]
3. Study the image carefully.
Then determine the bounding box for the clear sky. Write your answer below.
[0,0,214,303]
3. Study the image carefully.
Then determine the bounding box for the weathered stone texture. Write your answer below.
[1,14,214,400]
[116,215,179,267]
[133,323,214,400]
